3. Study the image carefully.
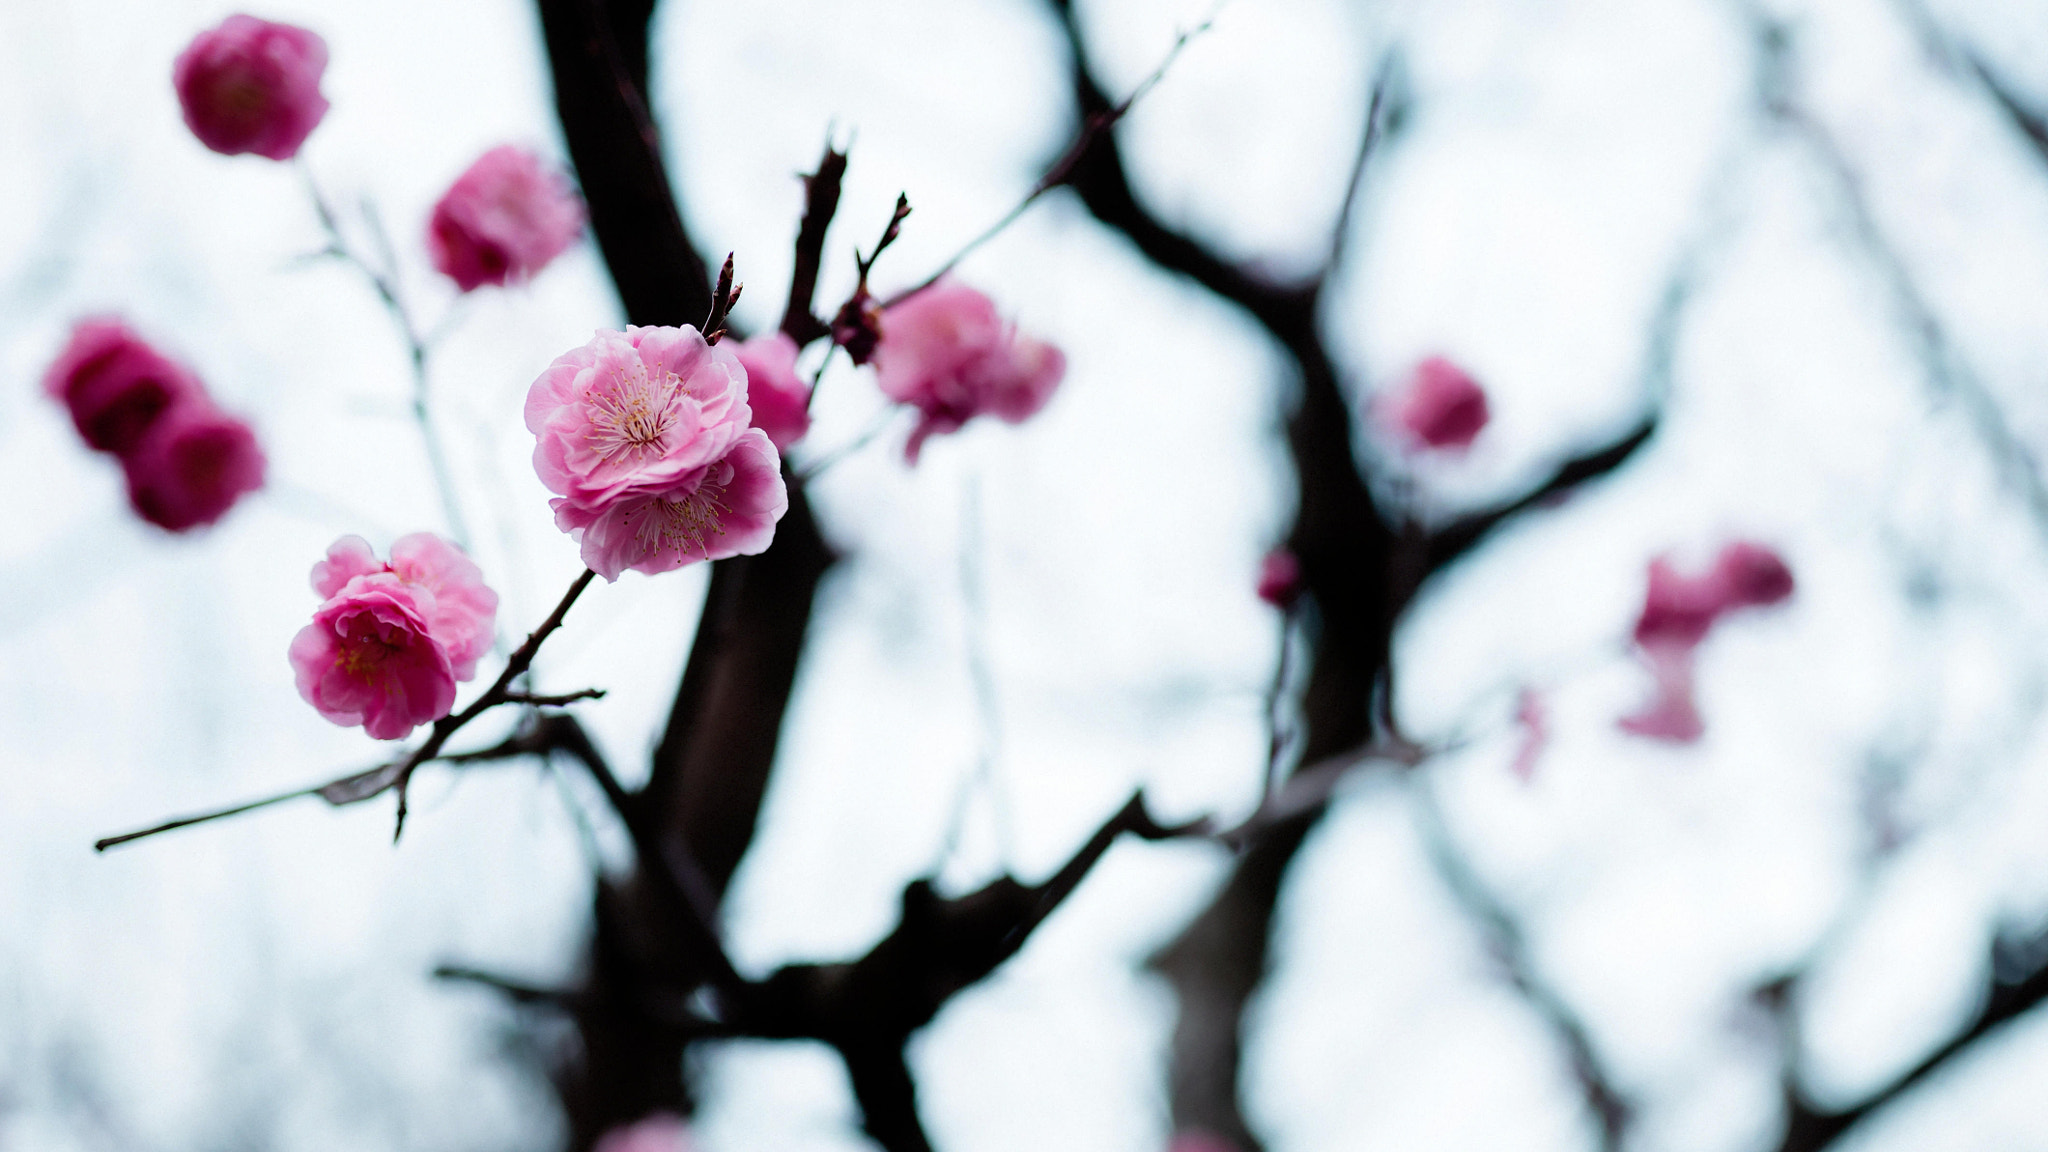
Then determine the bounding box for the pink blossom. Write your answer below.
[1617,642,1704,743]
[1618,540,1793,744]
[290,572,457,741]
[1511,688,1549,781]
[732,331,812,450]
[527,325,787,580]
[43,319,200,455]
[312,534,498,681]
[428,146,585,292]
[552,430,786,580]
[172,15,329,161]
[1256,547,1302,609]
[593,1114,692,1152]
[120,402,266,532]
[1385,356,1488,451]
[870,279,1065,463]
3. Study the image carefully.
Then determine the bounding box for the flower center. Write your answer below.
[634,477,730,556]
[338,618,408,676]
[586,361,687,464]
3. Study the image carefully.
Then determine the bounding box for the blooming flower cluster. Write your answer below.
[429,145,586,292]
[44,319,266,532]
[1384,356,1489,452]
[870,279,1065,463]
[289,534,498,741]
[527,325,788,580]
[1619,540,1794,743]
[173,15,329,161]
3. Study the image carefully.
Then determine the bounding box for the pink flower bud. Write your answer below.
[1256,547,1302,609]
[731,331,812,450]
[43,319,201,456]
[593,1114,692,1152]
[870,279,1065,464]
[172,15,329,161]
[120,402,266,533]
[1618,540,1792,744]
[428,145,585,292]
[526,325,788,580]
[290,572,457,741]
[1385,356,1488,452]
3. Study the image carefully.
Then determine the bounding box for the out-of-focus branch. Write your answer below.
[733,792,1202,1152]
[1413,779,1631,1151]
[537,0,712,327]
[1772,922,2048,1152]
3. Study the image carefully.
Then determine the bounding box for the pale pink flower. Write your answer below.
[120,402,266,532]
[1256,547,1302,609]
[1385,356,1488,451]
[43,318,201,455]
[1618,642,1704,743]
[290,572,457,740]
[1511,688,1549,781]
[593,1114,692,1152]
[732,331,811,450]
[312,534,498,681]
[173,15,329,161]
[870,279,1065,463]
[552,430,786,580]
[1618,540,1792,744]
[428,145,585,292]
[527,325,787,580]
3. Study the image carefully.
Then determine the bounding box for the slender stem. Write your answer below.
[879,11,1219,309]
[296,161,475,550]
[392,568,600,838]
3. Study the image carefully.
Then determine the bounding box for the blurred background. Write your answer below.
[7,0,2048,1148]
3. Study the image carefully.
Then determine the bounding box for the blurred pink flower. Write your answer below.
[1617,642,1704,743]
[1256,547,1302,609]
[428,145,585,292]
[870,279,1065,463]
[172,15,329,161]
[1385,356,1488,451]
[120,402,266,533]
[312,534,498,681]
[1512,687,1549,781]
[1619,540,1793,744]
[527,326,786,579]
[593,1114,692,1152]
[732,331,812,451]
[290,572,456,741]
[43,318,201,455]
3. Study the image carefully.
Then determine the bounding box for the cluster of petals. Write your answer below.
[527,324,788,580]
[429,145,586,292]
[593,1114,693,1152]
[1384,356,1489,452]
[44,318,265,532]
[1619,540,1793,743]
[731,332,812,450]
[870,279,1065,463]
[173,15,329,161]
[290,533,498,741]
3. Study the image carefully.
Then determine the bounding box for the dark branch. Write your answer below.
[1425,418,1656,572]
[537,0,713,326]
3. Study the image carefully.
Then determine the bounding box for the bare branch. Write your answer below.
[781,139,849,344]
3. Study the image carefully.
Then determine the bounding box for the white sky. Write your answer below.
[6,0,2048,1150]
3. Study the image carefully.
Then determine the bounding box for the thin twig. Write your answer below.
[503,688,608,707]
[882,10,1221,308]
